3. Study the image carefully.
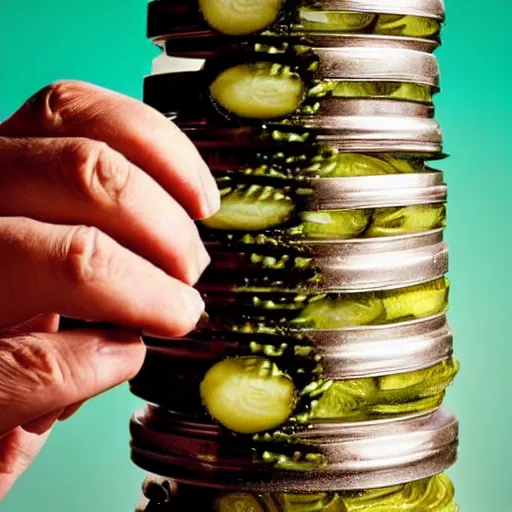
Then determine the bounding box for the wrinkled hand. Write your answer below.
[0,81,220,500]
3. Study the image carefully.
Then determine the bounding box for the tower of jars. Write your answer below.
[130,1,459,510]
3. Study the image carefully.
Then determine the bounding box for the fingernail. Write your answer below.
[182,287,205,319]
[96,329,144,356]
[198,164,221,217]
[197,245,211,276]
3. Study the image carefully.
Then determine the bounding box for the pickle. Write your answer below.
[310,379,379,419]
[382,278,448,321]
[330,81,380,98]
[210,63,305,119]
[343,474,458,511]
[365,204,446,237]
[299,9,375,32]
[202,185,294,231]
[278,493,347,512]
[309,358,457,421]
[216,493,266,512]
[374,14,441,38]
[305,152,421,177]
[378,370,427,391]
[200,356,296,434]
[385,83,433,103]
[300,210,369,238]
[294,297,385,328]
[198,0,283,35]
[379,358,458,392]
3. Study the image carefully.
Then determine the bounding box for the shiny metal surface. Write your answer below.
[144,314,453,379]
[317,0,445,18]
[130,407,458,491]
[200,230,448,292]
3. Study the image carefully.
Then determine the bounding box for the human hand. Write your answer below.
[0,81,220,500]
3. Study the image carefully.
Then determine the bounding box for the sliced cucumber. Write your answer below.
[310,378,379,419]
[216,493,266,512]
[305,152,421,177]
[379,357,458,391]
[278,492,347,512]
[300,210,369,238]
[295,296,385,328]
[365,204,446,237]
[202,185,294,231]
[299,9,375,32]
[375,14,441,38]
[343,474,457,511]
[331,82,380,98]
[382,278,448,321]
[200,356,296,434]
[210,63,305,119]
[199,0,283,36]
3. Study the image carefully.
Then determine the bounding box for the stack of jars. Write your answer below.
[130,1,459,510]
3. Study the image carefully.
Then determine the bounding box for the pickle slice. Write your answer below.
[294,297,385,328]
[310,379,379,419]
[215,475,457,512]
[343,474,457,511]
[305,151,422,177]
[374,14,441,38]
[210,63,305,119]
[299,9,375,31]
[216,493,266,512]
[365,204,445,237]
[382,278,448,321]
[278,493,347,512]
[200,356,296,434]
[202,185,294,231]
[199,0,283,36]
[300,210,369,238]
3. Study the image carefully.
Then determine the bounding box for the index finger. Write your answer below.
[0,81,220,220]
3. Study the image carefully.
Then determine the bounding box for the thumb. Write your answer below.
[0,329,145,436]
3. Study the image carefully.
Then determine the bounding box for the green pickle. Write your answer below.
[309,357,459,422]
[291,279,448,328]
[374,14,441,38]
[382,277,448,321]
[199,0,283,35]
[307,81,433,103]
[202,197,444,238]
[296,8,441,39]
[298,9,375,32]
[212,474,457,511]
[200,356,297,433]
[303,152,424,177]
[210,63,305,119]
[202,184,295,231]
[294,297,385,328]
[365,205,446,237]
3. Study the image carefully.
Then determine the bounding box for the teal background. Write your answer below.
[0,0,510,510]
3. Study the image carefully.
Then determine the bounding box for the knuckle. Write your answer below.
[28,81,78,129]
[0,335,68,400]
[62,139,132,206]
[63,225,113,286]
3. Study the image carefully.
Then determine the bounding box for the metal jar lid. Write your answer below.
[206,171,447,210]
[142,314,453,379]
[158,39,440,86]
[200,229,448,292]
[130,406,458,492]
[315,0,445,18]
[176,114,443,153]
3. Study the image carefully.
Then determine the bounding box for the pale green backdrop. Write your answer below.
[0,1,511,510]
